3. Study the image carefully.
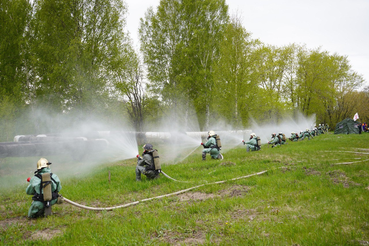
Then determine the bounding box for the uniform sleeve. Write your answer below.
[245,138,255,145]
[52,173,62,192]
[26,176,38,195]
[137,154,152,167]
[204,137,215,148]
[143,154,153,166]
[271,137,279,144]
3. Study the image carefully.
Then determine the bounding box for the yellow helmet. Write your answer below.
[37,158,50,170]
[208,130,215,137]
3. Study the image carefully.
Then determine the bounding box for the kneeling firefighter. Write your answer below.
[201,131,223,160]
[26,158,62,218]
[268,133,280,148]
[136,143,161,181]
[242,133,261,152]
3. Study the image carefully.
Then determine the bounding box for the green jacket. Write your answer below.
[204,136,217,149]
[269,136,280,145]
[244,137,257,146]
[26,168,62,196]
[137,151,154,169]
[203,136,220,158]
[289,133,298,141]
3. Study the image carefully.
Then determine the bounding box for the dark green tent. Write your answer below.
[334,118,362,134]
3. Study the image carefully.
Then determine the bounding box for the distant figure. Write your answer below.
[300,128,313,140]
[136,143,161,181]
[242,133,261,152]
[362,123,367,132]
[201,131,223,160]
[289,132,299,142]
[325,124,330,133]
[268,133,281,148]
[310,128,317,137]
[318,124,324,135]
[26,158,62,218]
[277,132,287,145]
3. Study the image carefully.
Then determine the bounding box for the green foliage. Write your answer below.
[139,0,229,129]
[213,16,260,127]
[0,0,367,137]
[1,133,369,244]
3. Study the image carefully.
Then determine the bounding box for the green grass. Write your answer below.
[1,133,369,245]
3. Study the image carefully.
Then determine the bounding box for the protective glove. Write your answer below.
[27,177,31,182]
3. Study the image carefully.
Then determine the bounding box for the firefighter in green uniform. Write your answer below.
[298,130,304,139]
[310,127,317,137]
[324,124,329,133]
[201,131,223,160]
[268,133,280,148]
[277,132,287,145]
[242,133,261,152]
[26,158,62,218]
[289,132,299,141]
[300,128,313,140]
[318,124,324,135]
[136,143,161,181]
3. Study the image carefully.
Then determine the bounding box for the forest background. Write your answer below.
[1,0,368,142]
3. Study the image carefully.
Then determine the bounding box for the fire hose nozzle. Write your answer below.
[27,177,31,182]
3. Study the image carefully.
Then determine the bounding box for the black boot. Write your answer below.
[135,169,142,181]
[202,152,206,161]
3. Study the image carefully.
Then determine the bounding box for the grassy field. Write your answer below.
[1,133,369,245]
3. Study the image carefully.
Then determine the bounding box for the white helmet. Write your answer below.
[208,130,215,136]
[37,158,50,170]
[251,133,256,138]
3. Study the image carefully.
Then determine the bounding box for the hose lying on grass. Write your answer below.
[160,170,190,183]
[62,170,268,211]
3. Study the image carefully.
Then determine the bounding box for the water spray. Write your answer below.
[174,145,201,164]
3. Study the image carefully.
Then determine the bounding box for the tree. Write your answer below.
[29,0,128,113]
[213,15,260,127]
[139,0,228,130]
[0,0,32,140]
[114,47,146,132]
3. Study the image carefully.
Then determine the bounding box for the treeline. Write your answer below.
[0,0,367,141]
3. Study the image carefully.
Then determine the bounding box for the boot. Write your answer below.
[135,169,142,181]
[202,152,206,161]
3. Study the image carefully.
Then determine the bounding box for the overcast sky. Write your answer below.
[125,0,369,87]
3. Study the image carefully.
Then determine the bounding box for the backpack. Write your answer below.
[256,136,261,147]
[279,133,286,141]
[215,135,222,149]
[146,149,161,171]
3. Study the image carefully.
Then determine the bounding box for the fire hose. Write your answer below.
[61,170,267,211]
[160,170,190,183]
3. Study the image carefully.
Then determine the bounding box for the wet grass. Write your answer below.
[1,133,369,245]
